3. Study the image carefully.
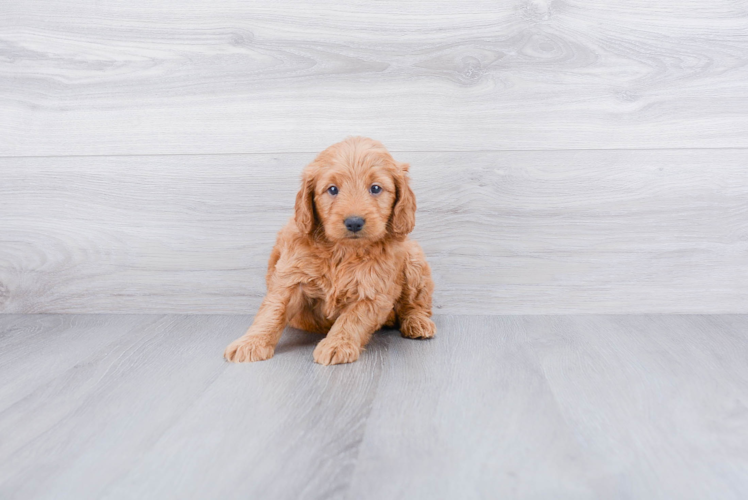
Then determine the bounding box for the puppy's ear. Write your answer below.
[295,165,317,235]
[390,162,416,239]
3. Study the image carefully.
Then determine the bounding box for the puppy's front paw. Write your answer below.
[313,337,361,366]
[400,315,436,339]
[224,336,275,363]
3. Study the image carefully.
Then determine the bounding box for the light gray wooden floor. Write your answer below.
[2,314,747,499]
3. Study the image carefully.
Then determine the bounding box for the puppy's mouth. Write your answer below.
[340,230,371,241]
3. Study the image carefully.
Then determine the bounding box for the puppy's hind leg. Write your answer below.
[289,298,333,335]
[383,308,397,329]
[396,241,436,339]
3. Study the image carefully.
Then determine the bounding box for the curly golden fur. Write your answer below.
[224,136,436,365]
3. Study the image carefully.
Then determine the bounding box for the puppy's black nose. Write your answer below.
[344,216,365,233]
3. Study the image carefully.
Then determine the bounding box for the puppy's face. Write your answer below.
[295,137,416,243]
[314,160,396,242]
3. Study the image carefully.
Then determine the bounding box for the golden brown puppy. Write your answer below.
[224,136,435,365]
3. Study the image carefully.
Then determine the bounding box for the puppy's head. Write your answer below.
[295,136,415,243]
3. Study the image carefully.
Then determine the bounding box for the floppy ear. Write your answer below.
[390,162,416,239]
[294,166,317,235]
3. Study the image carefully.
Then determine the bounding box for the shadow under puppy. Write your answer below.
[225,136,435,365]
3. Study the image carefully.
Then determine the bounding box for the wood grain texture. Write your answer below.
[0,314,387,500]
[1,314,747,499]
[0,314,155,414]
[2,0,748,155]
[350,315,748,499]
[1,150,746,315]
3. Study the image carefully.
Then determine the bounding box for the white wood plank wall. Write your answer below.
[1,0,747,314]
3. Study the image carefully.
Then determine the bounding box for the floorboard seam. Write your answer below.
[337,334,393,500]
[3,146,748,160]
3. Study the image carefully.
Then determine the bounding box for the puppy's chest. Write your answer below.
[306,253,399,310]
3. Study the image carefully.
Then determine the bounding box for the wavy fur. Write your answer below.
[225,137,435,365]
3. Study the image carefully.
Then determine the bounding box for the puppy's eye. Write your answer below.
[369,184,382,195]
[327,185,339,196]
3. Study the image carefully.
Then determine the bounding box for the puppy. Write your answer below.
[224,136,435,365]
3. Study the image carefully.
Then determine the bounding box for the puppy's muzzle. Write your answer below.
[344,216,365,233]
